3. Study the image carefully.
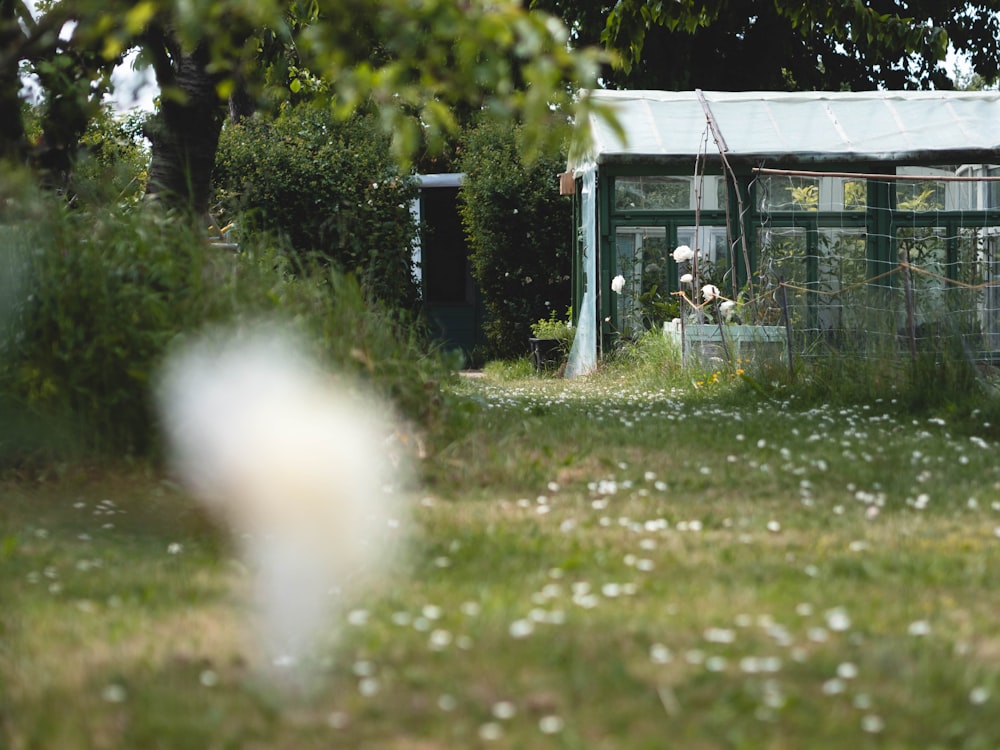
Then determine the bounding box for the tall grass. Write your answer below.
[0,189,454,464]
[586,316,997,429]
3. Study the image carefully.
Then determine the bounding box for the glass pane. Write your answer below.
[758,226,808,283]
[614,176,691,210]
[980,229,1000,350]
[716,177,728,210]
[672,225,736,310]
[896,181,946,211]
[758,175,819,212]
[951,179,977,211]
[675,226,729,265]
[896,226,952,337]
[817,229,867,330]
[843,180,867,211]
[820,229,868,289]
[756,226,808,326]
[614,226,671,333]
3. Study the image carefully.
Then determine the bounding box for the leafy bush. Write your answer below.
[0,192,452,463]
[213,104,420,311]
[457,117,572,359]
[530,309,575,343]
[69,106,150,208]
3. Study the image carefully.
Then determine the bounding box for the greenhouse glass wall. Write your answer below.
[564,90,1000,377]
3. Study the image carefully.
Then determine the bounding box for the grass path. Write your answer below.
[4,374,1000,748]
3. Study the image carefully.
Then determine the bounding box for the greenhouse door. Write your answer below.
[417,180,485,364]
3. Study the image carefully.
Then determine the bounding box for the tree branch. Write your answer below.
[141,21,179,89]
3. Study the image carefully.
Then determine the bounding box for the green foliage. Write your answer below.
[600,0,998,90]
[69,106,150,208]
[896,183,946,212]
[530,309,575,343]
[481,357,535,381]
[457,117,572,360]
[301,0,610,166]
[0,193,452,463]
[4,0,608,172]
[1,201,214,459]
[600,329,686,387]
[787,183,819,210]
[213,104,420,311]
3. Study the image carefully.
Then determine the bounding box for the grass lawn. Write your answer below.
[4,372,1000,749]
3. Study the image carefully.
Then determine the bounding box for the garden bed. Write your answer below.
[664,320,787,365]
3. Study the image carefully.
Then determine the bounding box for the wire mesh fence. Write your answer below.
[667,168,1000,377]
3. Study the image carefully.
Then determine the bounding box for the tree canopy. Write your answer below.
[535,0,1000,91]
[5,0,610,215]
[9,0,999,217]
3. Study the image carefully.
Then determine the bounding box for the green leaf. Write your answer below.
[1,536,17,560]
[124,0,157,34]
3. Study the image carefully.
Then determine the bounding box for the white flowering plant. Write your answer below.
[672,245,746,325]
[670,243,798,328]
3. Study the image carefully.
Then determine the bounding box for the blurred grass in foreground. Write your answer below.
[4,372,1000,749]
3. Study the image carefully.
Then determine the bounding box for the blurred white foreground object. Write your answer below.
[156,326,404,676]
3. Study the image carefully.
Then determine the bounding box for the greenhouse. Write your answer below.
[563,89,1000,377]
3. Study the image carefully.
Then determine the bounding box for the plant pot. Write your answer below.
[529,337,564,372]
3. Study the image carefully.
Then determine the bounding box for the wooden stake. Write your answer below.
[778,279,795,379]
[900,251,918,365]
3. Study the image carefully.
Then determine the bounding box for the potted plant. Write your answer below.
[529,310,575,372]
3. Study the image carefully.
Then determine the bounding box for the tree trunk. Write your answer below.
[0,66,24,163]
[0,2,26,163]
[144,45,225,220]
[228,77,255,123]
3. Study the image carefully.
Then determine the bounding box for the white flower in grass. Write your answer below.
[199,669,218,687]
[509,619,534,638]
[680,273,693,284]
[837,662,858,679]
[861,715,884,734]
[539,715,565,734]
[672,245,694,262]
[825,607,851,632]
[701,284,720,302]
[101,683,127,703]
[611,274,626,294]
[720,299,736,319]
[478,722,503,741]
[492,701,517,720]
[822,678,845,695]
[650,643,672,664]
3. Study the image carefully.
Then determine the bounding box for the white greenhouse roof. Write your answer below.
[574,89,1000,168]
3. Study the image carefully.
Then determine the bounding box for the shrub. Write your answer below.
[69,106,150,208]
[0,193,452,463]
[213,104,420,311]
[457,117,572,360]
[530,309,575,344]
